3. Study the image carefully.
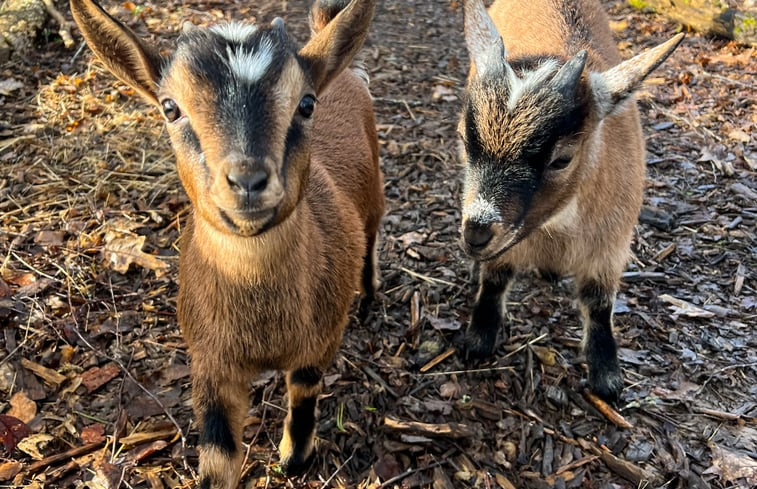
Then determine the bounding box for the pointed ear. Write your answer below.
[591,33,684,117]
[298,0,375,93]
[463,0,505,78]
[70,0,164,105]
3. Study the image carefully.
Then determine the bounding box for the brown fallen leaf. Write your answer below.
[705,442,757,487]
[7,391,36,424]
[531,345,557,366]
[0,415,32,454]
[102,230,168,276]
[17,434,54,460]
[81,424,106,444]
[81,363,120,393]
[0,461,23,482]
[33,230,65,247]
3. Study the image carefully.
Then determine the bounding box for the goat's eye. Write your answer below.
[549,157,572,170]
[298,95,316,118]
[161,99,182,122]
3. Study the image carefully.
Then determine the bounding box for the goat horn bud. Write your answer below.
[552,50,588,98]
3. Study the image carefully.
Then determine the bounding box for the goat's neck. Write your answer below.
[189,204,309,283]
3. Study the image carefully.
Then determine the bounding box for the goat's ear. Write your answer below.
[463,0,506,78]
[70,0,164,105]
[299,0,375,94]
[591,33,684,117]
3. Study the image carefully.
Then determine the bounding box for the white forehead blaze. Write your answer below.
[210,22,259,43]
[225,36,275,83]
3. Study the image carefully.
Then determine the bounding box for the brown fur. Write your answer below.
[460,0,681,401]
[69,0,382,485]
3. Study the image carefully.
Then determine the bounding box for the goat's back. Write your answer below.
[488,0,621,68]
[311,69,384,232]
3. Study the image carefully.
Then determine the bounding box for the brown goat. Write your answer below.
[69,0,383,486]
[458,0,682,402]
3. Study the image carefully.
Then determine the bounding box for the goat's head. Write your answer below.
[70,0,374,237]
[459,0,682,260]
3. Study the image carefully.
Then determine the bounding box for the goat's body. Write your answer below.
[179,69,381,374]
[459,0,681,403]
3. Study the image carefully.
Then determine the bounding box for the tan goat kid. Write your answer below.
[458,0,682,402]
[70,0,384,486]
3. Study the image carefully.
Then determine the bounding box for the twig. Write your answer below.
[41,0,75,48]
[583,390,633,429]
[383,417,472,439]
[362,365,399,398]
[320,448,356,488]
[377,460,446,488]
[419,347,456,373]
[400,266,458,287]
[26,441,105,474]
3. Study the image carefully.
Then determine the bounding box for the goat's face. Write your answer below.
[70,0,375,237]
[459,57,592,260]
[161,22,313,236]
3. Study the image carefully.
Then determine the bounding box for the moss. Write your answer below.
[734,14,756,37]
[628,0,652,11]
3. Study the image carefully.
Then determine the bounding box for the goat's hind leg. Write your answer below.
[578,279,623,404]
[465,264,514,359]
[279,366,323,476]
[194,374,248,489]
[358,229,379,322]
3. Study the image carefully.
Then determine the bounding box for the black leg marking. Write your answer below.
[579,281,623,404]
[199,477,211,489]
[290,367,322,387]
[200,404,236,455]
[280,396,317,476]
[465,265,515,360]
[359,234,378,322]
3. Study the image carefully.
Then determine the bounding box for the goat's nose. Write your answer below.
[464,222,494,250]
[227,167,269,197]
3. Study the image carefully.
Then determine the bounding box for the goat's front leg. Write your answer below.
[194,374,248,489]
[578,280,623,404]
[465,264,515,359]
[279,366,322,476]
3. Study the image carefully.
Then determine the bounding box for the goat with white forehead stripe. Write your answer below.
[458,0,682,404]
[70,0,384,487]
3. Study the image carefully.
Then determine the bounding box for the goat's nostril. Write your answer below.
[464,223,494,249]
[227,169,269,195]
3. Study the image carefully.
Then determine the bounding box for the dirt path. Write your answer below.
[0,1,755,488]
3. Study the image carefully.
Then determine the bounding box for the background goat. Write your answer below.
[458,0,682,402]
[69,0,383,486]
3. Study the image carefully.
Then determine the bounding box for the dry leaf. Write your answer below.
[531,345,557,366]
[0,415,31,453]
[102,231,168,276]
[705,443,757,487]
[17,433,54,460]
[0,461,23,481]
[7,391,36,424]
[81,423,106,444]
[0,78,24,96]
[659,294,715,319]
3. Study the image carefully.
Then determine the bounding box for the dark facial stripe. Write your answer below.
[200,404,236,455]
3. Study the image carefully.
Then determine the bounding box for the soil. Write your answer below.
[0,1,755,488]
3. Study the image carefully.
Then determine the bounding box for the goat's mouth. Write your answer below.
[462,224,525,262]
[217,206,278,237]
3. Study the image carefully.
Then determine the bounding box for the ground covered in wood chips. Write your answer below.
[1,1,755,488]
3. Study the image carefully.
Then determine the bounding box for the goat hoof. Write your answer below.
[588,365,623,405]
[280,450,315,477]
[463,327,497,360]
